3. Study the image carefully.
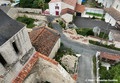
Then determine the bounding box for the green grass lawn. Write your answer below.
[16,16,35,28]
[86,12,103,17]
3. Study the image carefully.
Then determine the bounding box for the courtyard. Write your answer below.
[74,17,117,34]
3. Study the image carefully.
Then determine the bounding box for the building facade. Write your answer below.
[49,0,84,23]
[104,0,120,28]
[0,9,36,83]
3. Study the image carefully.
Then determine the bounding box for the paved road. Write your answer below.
[74,17,117,33]
[47,15,120,83]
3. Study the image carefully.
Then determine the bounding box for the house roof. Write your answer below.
[75,4,85,13]
[0,9,24,46]
[49,0,77,7]
[100,52,120,61]
[61,8,74,15]
[29,26,60,57]
[12,52,58,83]
[104,7,120,21]
[110,30,120,42]
[0,6,10,13]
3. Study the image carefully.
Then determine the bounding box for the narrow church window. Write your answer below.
[12,41,19,53]
[0,53,7,66]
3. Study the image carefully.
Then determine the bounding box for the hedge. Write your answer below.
[89,40,120,51]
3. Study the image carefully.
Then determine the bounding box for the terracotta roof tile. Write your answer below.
[49,0,77,7]
[29,26,60,57]
[104,7,120,21]
[12,52,58,83]
[73,73,77,81]
[61,8,74,15]
[100,52,120,61]
[62,0,77,7]
[75,4,85,13]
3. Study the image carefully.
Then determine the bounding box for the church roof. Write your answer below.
[0,9,24,46]
[29,26,60,57]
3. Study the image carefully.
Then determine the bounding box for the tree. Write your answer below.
[20,0,34,8]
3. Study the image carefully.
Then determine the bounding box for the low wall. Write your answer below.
[18,13,47,21]
[7,8,42,19]
[88,36,114,45]
[81,7,104,18]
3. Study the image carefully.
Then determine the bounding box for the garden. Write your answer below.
[16,15,35,28]
[99,63,120,83]
[75,28,108,39]
[76,28,94,36]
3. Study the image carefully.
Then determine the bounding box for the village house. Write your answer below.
[100,52,120,64]
[104,0,120,27]
[95,0,115,8]
[49,0,85,23]
[29,26,61,58]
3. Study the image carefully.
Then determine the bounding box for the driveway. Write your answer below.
[74,17,117,33]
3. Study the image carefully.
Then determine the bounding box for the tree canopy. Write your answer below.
[20,0,50,10]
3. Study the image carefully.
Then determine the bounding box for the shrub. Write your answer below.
[61,24,66,28]
[69,22,73,24]
[92,16,96,19]
[56,20,59,22]
[76,28,94,36]
[48,23,53,28]
[16,15,35,28]
[89,40,120,51]
[99,32,108,39]
[86,30,94,36]
[59,20,63,25]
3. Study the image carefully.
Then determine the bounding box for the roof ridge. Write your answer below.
[31,28,45,43]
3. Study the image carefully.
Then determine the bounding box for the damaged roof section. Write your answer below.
[29,26,60,57]
[0,9,24,46]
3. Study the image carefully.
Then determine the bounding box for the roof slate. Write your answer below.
[104,7,120,21]
[29,26,60,57]
[0,9,24,46]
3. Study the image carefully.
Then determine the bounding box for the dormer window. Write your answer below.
[0,53,7,67]
[12,41,19,54]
